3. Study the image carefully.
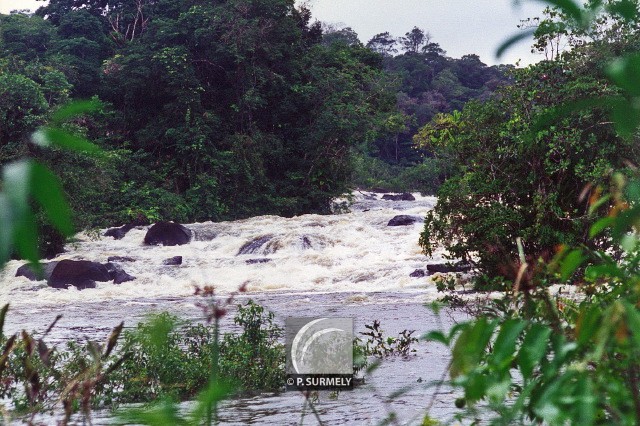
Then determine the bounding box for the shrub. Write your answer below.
[417,60,633,280]
[218,300,285,392]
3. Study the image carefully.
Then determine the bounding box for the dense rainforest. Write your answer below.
[5,1,640,424]
[0,0,508,255]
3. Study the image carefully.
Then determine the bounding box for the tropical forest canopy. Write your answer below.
[0,0,511,255]
[5,0,634,273]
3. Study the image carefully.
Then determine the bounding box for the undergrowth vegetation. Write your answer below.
[0,293,417,424]
[0,299,285,423]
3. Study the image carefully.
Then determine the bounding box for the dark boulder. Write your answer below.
[104,224,135,240]
[16,261,59,281]
[410,269,426,278]
[245,258,272,265]
[104,262,136,284]
[382,193,415,201]
[113,270,135,284]
[427,262,473,274]
[48,260,111,289]
[387,215,423,226]
[144,222,192,246]
[163,256,183,266]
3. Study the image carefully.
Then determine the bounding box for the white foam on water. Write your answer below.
[0,192,446,307]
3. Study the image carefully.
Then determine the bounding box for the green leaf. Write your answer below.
[625,178,640,201]
[13,210,40,266]
[533,0,585,23]
[1,161,41,265]
[607,0,638,21]
[495,28,535,59]
[606,54,640,96]
[584,263,625,280]
[366,359,382,374]
[587,194,611,215]
[0,304,8,339]
[622,301,640,349]
[575,375,596,426]
[32,128,101,154]
[576,307,601,346]
[450,318,496,378]
[3,160,31,218]
[611,99,640,137]
[0,194,12,266]
[116,397,186,426]
[51,99,101,124]
[559,249,586,281]
[517,323,552,379]
[30,162,73,237]
[531,97,619,137]
[490,319,527,371]
[189,379,235,423]
[620,234,638,253]
[589,216,614,238]
[423,330,448,345]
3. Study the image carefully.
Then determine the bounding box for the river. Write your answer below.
[0,192,469,425]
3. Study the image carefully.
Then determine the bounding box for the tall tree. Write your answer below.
[400,26,429,53]
[366,32,397,56]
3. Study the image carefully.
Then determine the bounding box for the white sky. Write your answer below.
[0,0,546,65]
[300,0,546,65]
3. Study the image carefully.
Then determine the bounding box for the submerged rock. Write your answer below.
[382,193,415,201]
[245,258,272,265]
[48,260,111,289]
[107,256,136,263]
[144,222,192,246]
[238,235,273,255]
[301,236,312,249]
[104,224,136,240]
[105,262,136,284]
[18,259,138,289]
[410,269,426,278]
[15,262,59,281]
[427,262,473,274]
[163,256,183,266]
[387,215,423,226]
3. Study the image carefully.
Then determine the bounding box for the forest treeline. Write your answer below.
[0,0,507,255]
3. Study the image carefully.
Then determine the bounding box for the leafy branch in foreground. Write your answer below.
[423,174,640,425]
[0,100,101,269]
[420,1,640,424]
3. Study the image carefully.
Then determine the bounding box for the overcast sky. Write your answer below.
[1,0,546,66]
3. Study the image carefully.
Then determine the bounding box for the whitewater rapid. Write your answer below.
[0,192,477,425]
[0,192,444,307]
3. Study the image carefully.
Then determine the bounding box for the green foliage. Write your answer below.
[0,300,287,422]
[366,35,510,169]
[422,2,640,424]
[0,1,394,236]
[418,57,635,279]
[0,101,100,265]
[359,320,418,358]
[0,73,47,152]
[218,300,285,392]
[351,153,449,194]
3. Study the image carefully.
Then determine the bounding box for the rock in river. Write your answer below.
[144,222,192,246]
[382,193,415,201]
[387,215,423,226]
